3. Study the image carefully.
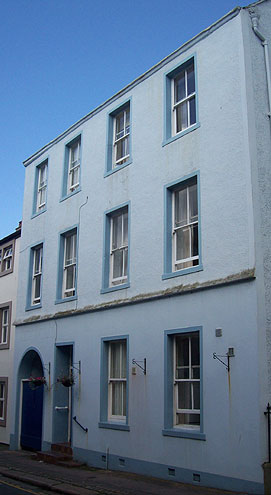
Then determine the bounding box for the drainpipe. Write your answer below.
[250,12,271,119]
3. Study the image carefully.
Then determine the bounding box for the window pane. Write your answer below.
[123,212,128,244]
[112,382,122,415]
[176,102,188,133]
[110,343,121,378]
[191,333,199,366]
[66,266,75,290]
[189,184,198,222]
[174,71,185,103]
[123,248,128,278]
[176,336,189,367]
[176,367,189,379]
[71,167,79,187]
[125,108,130,128]
[116,112,125,138]
[192,224,198,258]
[187,63,195,95]
[189,96,196,126]
[0,401,3,419]
[116,139,125,162]
[178,382,192,410]
[175,189,187,227]
[121,343,126,379]
[193,382,200,410]
[3,310,8,326]
[112,215,122,249]
[113,250,123,280]
[176,227,190,261]
[176,413,200,426]
[34,275,41,300]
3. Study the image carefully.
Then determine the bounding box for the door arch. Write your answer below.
[18,349,44,451]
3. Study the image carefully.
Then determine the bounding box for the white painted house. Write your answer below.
[11,1,271,493]
[0,223,21,445]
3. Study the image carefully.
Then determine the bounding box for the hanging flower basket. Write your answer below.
[29,376,46,389]
[57,375,74,387]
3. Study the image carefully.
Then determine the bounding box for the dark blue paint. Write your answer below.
[20,382,43,451]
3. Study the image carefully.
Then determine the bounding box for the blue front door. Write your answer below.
[20,381,43,451]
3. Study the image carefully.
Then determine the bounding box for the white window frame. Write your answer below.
[172,181,199,271]
[110,210,128,286]
[68,140,80,192]
[173,332,200,430]
[63,232,77,298]
[113,106,130,168]
[0,382,5,420]
[37,162,47,211]
[32,246,43,305]
[108,341,127,421]
[172,60,195,136]
[0,309,8,346]
[3,246,13,271]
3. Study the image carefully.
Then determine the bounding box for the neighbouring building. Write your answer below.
[0,223,21,445]
[10,1,271,493]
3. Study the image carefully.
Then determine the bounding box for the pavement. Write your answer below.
[0,447,247,495]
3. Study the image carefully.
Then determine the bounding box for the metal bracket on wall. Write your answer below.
[71,361,81,390]
[213,348,235,372]
[44,362,51,389]
[132,358,146,375]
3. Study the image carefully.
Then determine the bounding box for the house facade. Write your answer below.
[0,223,21,445]
[11,1,271,493]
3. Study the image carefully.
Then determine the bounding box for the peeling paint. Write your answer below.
[14,269,255,327]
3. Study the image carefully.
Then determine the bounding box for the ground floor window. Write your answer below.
[0,378,8,427]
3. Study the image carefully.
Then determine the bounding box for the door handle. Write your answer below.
[55,406,69,411]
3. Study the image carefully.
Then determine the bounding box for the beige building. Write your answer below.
[0,223,21,445]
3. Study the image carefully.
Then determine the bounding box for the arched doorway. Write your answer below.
[18,349,44,451]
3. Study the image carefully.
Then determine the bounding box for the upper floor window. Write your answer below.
[0,303,11,349]
[68,140,80,192]
[32,246,43,305]
[56,227,78,303]
[105,100,132,176]
[32,160,48,216]
[163,56,199,146]
[111,209,128,286]
[113,106,130,167]
[37,161,47,211]
[101,204,130,293]
[0,240,14,276]
[61,136,81,200]
[63,232,77,298]
[173,60,196,135]
[173,180,198,271]
[163,173,202,280]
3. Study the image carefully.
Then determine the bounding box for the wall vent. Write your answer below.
[168,468,175,476]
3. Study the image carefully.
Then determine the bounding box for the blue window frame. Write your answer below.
[163,55,200,146]
[163,171,202,280]
[101,202,130,294]
[26,243,43,311]
[56,227,78,304]
[61,134,82,201]
[99,335,130,431]
[163,326,205,440]
[105,99,132,177]
[32,159,48,217]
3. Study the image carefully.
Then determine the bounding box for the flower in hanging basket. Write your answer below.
[57,375,74,387]
[29,376,46,389]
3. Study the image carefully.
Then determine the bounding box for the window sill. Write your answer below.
[98,422,130,431]
[104,159,132,178]
[0,269,13,278]
[162,428,206,440]
[25,303,42,312]
[31,207,47,219]
[101,282,130,294]
[0,344,9,350]
[162,122,200,147]
[162,263,203,280]
[55,295,77,305]
[60,187,81,203]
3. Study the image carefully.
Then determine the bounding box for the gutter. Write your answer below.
[250,10,271,119]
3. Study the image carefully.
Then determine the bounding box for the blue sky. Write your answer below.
[1,0,250,239]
